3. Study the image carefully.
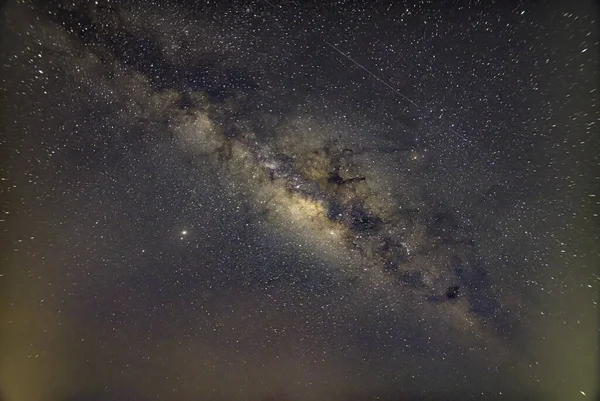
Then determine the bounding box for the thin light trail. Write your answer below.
[324,40,419,108]
[263,0,281,9]
[262,1,493,160]
[448,127,491,158]
[324,40,489,158]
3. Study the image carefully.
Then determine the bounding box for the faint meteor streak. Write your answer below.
[324,40,420,108]
[262,1,491,160]
[263,0,281,9]
[325,42,491,158]
[448,127,490,157]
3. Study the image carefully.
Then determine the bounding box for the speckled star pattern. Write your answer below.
[0,1,598,400]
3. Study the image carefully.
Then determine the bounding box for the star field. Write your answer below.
[0,1,598,401]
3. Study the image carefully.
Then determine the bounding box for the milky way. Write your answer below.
[1,1,598,401]
[171,94,518,345]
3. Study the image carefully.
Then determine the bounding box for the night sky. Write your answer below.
[0,1,598,400]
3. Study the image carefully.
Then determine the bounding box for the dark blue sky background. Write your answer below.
[1,1,598,400]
